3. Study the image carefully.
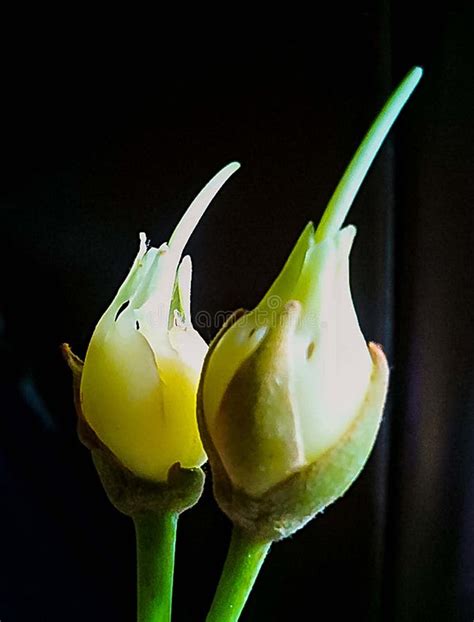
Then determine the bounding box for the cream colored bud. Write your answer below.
[79,163,240,481]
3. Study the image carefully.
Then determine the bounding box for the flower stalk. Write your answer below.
[134,512,178,622]
[206,529,271,622]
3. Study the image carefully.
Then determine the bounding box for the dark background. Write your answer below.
[1,4,473,621]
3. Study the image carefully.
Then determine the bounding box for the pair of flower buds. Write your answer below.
[66,68,421,538]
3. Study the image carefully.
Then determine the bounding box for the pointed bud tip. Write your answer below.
[61,342,83,370]
[226,161,241,172]
[138,232,148,259]
[406,66,423,90]
[180,254,192,270]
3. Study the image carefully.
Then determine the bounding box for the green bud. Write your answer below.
[198,67,422,541]
[198,228,389,540]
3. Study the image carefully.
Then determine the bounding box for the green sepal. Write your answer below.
[197,313,389,542]
[256,222,315,311]
[91,453,205,517]
[61,343,205,517]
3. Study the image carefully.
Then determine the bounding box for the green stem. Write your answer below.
[315,66,422,242]
[206,527,272,622]
[133,511,178,622]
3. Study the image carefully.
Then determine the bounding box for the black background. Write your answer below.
[1,4,473,621]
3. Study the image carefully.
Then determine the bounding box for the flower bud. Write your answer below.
[66,162,240,485]
[198,68,422,540]
[202,224,380,498]
[198,224,389,539]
